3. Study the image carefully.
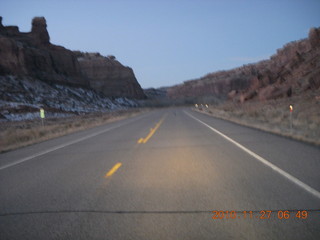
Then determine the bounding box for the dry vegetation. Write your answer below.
[195,91,320,146]
[0,109,147,153]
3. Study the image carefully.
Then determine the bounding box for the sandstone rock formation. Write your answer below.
[309,27,320,48]
[168,27,320,102]
[31,17,50,45]
[0,17,86,86]
[0,17,145,99]
[74,52,145,98]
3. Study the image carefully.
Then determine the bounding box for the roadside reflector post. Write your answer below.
[289,105,293,131]
[40,108,45,127]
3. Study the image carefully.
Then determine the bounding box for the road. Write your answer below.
[0,108,319,239]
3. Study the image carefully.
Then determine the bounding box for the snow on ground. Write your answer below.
[0,76,138,121]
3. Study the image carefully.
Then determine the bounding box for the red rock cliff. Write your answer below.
[74,52,145,99]
[0,17,145,99]
[168,27,320,102]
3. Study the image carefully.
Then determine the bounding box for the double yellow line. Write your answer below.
[137,116,166,144]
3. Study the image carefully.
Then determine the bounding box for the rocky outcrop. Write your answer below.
[74,52,145,99]
[143,87,168,99]
[0,17,145,99]
[0,17,86,86]
[168,27,320,102]
[31,17,50,45]
[309,27,320,48]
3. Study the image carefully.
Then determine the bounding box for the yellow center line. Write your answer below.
[105,162,122,178]
[138,114,167,144]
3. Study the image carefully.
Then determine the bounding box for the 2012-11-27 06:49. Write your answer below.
[211,210,308,220]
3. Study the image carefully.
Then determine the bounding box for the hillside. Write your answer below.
[168,27,320,103]
[0,17,146,121]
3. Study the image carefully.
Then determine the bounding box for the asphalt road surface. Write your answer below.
[1,108,319,239]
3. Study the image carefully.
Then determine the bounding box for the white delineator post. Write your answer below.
[289,105,293,131]
[40,108,45,127]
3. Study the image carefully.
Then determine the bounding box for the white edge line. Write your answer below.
[184,110,320,200]
[0,114,147,170]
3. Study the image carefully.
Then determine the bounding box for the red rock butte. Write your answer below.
[0,17,146,99]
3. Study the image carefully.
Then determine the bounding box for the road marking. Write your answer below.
[184,111,320,200]
[138,115,166,144]
[0,114,148,171]
[105,163,122,178]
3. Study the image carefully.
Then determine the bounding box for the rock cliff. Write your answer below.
[74,52,145,99]
[0,17,145,99]
[168,27,320,102]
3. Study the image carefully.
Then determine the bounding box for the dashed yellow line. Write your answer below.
[138,115,166,144]
[105,162,122,178]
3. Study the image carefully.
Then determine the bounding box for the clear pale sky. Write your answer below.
[1,0,319,88]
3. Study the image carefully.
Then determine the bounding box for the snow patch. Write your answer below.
[0,76,138,121]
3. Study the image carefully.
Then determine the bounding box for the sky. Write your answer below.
[0,0,319,88]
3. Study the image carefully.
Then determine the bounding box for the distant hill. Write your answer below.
[167,27,320,103]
